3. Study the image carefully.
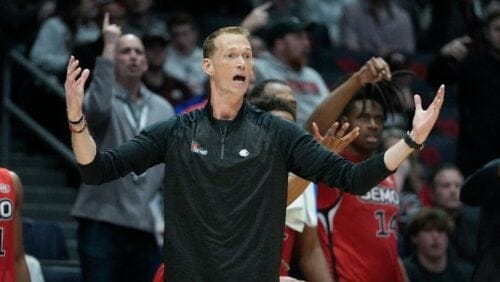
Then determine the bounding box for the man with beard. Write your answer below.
[253,17,329,126]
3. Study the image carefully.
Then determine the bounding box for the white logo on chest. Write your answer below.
[239,149,249,157]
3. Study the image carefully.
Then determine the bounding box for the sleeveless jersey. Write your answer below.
[316,153,402,282]
[0,168,17,282]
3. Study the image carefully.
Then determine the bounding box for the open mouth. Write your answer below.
[233,75,246,82]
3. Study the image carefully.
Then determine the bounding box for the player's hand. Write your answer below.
[312,121,359,154]
[355,57,391,85]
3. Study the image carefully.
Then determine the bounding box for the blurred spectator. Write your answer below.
[253,16,329,126]
[460,158,500,282]
[29,0,100,79]
[142,32,195,108]
[394,0,432,51]
[163,12,207,97]
[241,2,272,57]
[427,9,500,177]
[122,0,167,37]
[251,0,301,18]
[73,0,127,72]
[249,35,268,57]
[154,0,253,20]
[0,167,30,282]
[428,164,478,266]
[340,0,415,56]
[70,14,173,281]
[403,207,473,282]
[296,0,354,47]
[419,0,487,51]
[0,0,56,52]
[307,60,410,281]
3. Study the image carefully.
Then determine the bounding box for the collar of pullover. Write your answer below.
[203,98,248,128]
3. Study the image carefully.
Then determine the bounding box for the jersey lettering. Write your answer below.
[374,210,398,238]
[0,199,13,220]
[359,187,399,205]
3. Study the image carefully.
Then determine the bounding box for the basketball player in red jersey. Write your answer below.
[0,167,30,282]
[306,61,413,281]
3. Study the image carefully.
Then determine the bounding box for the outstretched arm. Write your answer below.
[10,171,30,282]
[294,226,333,282]
[304,57,391,134]
[383,85,445,171]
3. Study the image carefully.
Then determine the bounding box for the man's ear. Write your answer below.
[202,58,213,75]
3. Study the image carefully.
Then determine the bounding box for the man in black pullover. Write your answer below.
[64,26,445,281]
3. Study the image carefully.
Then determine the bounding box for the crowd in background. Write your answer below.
[1,0,499,281]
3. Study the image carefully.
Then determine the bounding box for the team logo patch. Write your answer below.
[0,184,10,194]
[191,141,208,156]
[239,149,249,157]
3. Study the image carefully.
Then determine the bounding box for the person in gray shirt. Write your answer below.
[69,13,174,282]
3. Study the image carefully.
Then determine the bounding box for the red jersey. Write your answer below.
[0,168,17,282]
[153,263,165,282]
[316,153,402,282]
[280,226,297,276]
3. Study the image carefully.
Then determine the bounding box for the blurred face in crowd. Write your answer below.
[487,16,500,51]
[124,0,152,15]
[203,32,253,97]
[250,35,267,58]
[342,99,384,158]
[262,82,296,112]
[115,35,148,81]
[145,42,167,70]
[170,23,199,55]
[275,31,311,70]
[80,0,98,21]
[412,228,449,261]
[431,167,464,211]
[100,1,126,27]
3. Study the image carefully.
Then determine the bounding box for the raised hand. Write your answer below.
[440,36,471,61]
[101,12,122,59]
[312,121,359,154]
[410,85,445,144]
[65,56,89,121]
[355,57,392,85]
[241,2,272,32]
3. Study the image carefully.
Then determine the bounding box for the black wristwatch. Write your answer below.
[404,131,424,150]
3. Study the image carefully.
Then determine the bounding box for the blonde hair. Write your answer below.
[202,26,250,58]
